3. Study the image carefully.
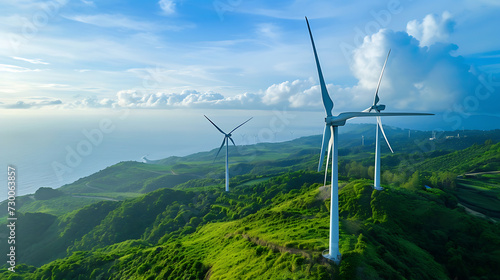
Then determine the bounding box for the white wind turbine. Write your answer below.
[363,50,433,191]
[205,115,252,192]
[305,17,432,264]
[362,49,394,191]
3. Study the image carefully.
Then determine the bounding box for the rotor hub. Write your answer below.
[325,116,346,127]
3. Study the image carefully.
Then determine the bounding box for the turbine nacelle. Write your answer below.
[363,104,386,113]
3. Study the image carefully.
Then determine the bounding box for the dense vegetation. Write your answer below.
[2,173,500,279]
[1,126,500,279]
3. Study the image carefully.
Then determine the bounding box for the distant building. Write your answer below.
[429,131,436,141]
[445,133,465,140]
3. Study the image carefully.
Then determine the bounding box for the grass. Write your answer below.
[14,195,103,216]
[237,177,271,187]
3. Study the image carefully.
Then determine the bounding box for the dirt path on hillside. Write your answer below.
[458,203,497,223]
[72,195,119,201]
[240,234,327,263]
[85,182,105,191]
[463,171,500,176]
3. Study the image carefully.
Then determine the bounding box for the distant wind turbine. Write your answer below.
[205,115,252,192]
[362,50,432,191]
[141,154,151,163]
[305,17,433,264]
[362,50,394,191]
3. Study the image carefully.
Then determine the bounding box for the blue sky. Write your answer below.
[1,0,500,129]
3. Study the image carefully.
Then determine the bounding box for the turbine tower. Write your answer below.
[205,115,252,192]
[305,17,433,264]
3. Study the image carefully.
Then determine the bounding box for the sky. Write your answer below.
[1,0,500,197]
[1,0,499,121]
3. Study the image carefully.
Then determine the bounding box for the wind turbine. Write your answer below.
[205,115,252,192]
[305,17,432,264]
[362,49,394,191]
[141,154,152,163]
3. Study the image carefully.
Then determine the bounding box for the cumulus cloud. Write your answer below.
[262,80,308,105]
[261,79,327,109]
[406,11,455,47]
[114,90,224,108]
[7,80,324,110]
[349,27,478,112]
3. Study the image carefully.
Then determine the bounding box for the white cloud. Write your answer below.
[81,0,94,6]
[256,23,280,40]
[115,89,226,108]
[349,27,479,112]
[64,14,157,31]
[261,79,324,109]
[2,97,62,109]
[262,80,302,105]
[38,83,71,88]
[0,64,42,72]
[159,0,176,15]
[406,11,455,47]
[11,56,50,65]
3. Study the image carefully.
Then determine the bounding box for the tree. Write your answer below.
[402,171,421,191]
[34,187,64,200]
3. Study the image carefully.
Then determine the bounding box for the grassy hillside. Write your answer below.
[2,174,499,279]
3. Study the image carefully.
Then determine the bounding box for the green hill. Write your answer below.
[1,126,500,279]
[2,173,499,279]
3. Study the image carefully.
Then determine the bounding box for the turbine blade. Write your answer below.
[324,130,333,186]
[334,112,433,124]
[229,117,253,134]
[229,136,236,146]
[305,17,334,117]
[318,125,331,172]
[214,137,226,162]
[377,117,394,153]
[373,49,391,107]
[204,115,226,135]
